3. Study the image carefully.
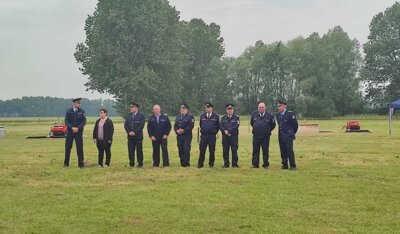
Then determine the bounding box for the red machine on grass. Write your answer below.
[346,120,360,131]
[342,120,370,133]
[49,123,67,138]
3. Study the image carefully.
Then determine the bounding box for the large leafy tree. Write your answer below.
[181,18,225,112]
[75,0,186,115]
[362,2,400,109]
[297,27,362,117]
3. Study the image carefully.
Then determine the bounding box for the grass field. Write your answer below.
[0,117,399,233]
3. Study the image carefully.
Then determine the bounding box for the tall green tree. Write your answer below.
[296,27,362,117]
[75,0,186,115]
[362,2,400,110]
[181,18,225,112]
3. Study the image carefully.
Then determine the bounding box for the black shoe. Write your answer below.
[63,164,69,168]
[209,164,214,168]
[281,165,289,170]
[262,165,269,169]
[251,165,259,168]
[197,164,204,168]
[137,164,143,168]
[233,165,239,168]
[130,163,135,168]
[222,165,229,168]
[79,166,84,169]
[289,167,297,171]
[153,164,159,167]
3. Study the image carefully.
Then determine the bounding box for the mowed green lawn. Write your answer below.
[0,117,399,233]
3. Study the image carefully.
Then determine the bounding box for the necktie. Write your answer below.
[156,116,159,124]
[207,113,210,118]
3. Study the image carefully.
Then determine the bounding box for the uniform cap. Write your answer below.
[277,99,287,106]
[180,103,189,109]
[225,103,234,109]
[130,102,140,108]
[72,98,82,103]
[205,102,214,108]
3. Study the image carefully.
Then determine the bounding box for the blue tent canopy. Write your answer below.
[389,99,400,135]
[389,99,400,109]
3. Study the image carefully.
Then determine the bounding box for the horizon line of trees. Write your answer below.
[0,96,116,117]
[4,1,398,118]
[74,1,399,117]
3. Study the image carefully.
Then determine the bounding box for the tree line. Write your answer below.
[74,1,399,117]
[0,97,116,117]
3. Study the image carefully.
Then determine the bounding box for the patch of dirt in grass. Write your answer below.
[25,180,72,188]
[229,180,249,185]
[336,154,392,168]
[123,216,147,225]
[285,210,303,217]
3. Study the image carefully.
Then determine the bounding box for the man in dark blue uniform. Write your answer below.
[124,102,145,168]
[250,102,276,169]
[147,104,172,167]
[220,104,240,168]
[64,98,86,168]
[174,104,194,167]
[276,100,298,170]
[198,102,220,168]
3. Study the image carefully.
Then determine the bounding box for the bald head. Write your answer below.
[258,102,266,113]
[153,104,161,116]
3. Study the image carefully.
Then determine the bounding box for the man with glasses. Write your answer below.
[276,100,298,170]
[124,102,145,168]
[147,104,172,167]
[64,98,86,168]
[250,102,276,169]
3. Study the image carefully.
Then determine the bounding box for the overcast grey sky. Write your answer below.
[0,0,397,100]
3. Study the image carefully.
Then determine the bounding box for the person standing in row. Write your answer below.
[124,102,145,168]
[147,104,172,167]
[93,108,114,168]
[250,102,276,169]
[220,104,240,168]
[198,102,220,168]
[174,104,194,167]
[64,98,86,168]
[276,100,298,170]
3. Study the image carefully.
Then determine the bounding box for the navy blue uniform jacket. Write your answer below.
[200,112,220,135]
[276,111,298,143]
[250,111,276,137]
[174,114,194,136]
[147,114,172,139]
[220,115,240,136]
[65,108,86,133]
[124,112,145,140]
